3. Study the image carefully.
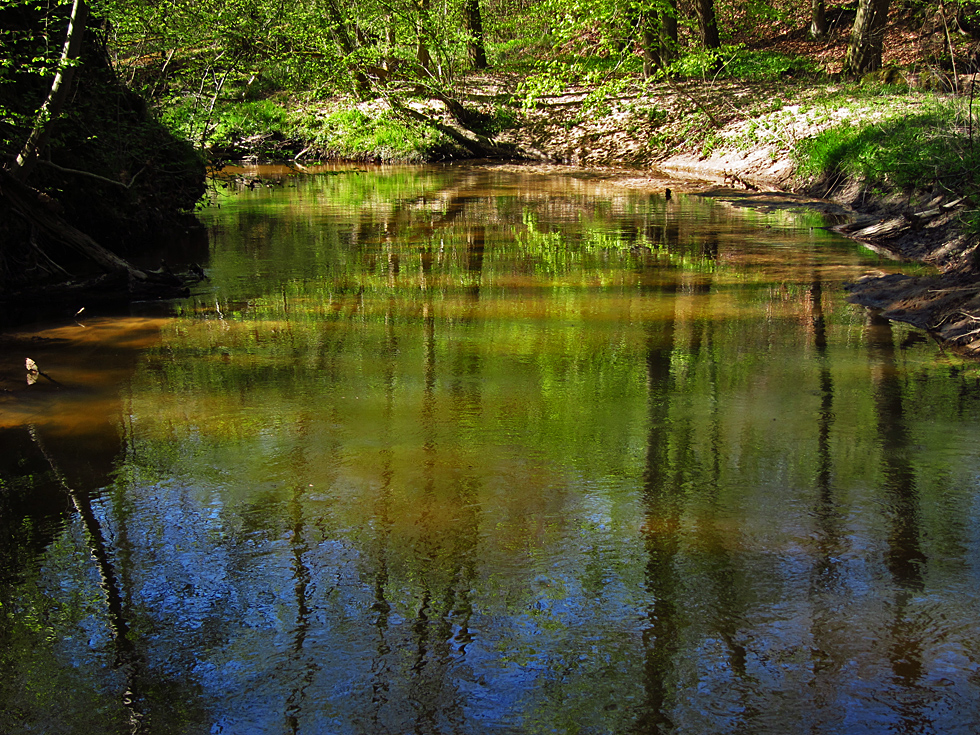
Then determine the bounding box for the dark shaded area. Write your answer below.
[0,427,73,586]
[0,1,207,312]
[635,255,681,734]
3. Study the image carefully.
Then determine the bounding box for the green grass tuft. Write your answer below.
[306,108,458,162]
[663,45,819,81]
[794,100,980,196]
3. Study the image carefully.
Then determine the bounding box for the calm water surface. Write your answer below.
[2,165,980,734]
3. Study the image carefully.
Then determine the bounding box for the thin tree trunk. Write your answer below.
[462,0,488,70]
[8,0,88,182]
[416,0,432,74]
[844,0,892,76]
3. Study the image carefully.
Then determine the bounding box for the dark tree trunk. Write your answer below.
[811,0,828,39]
[462,0,488,70]
[695,0,720,49]
[844,0,891,75]
[639,0,678,78]
[642,22,660,79]
[664,0,678,52]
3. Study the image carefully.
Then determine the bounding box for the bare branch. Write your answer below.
[38,160,147,189]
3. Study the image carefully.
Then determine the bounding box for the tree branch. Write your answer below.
[38,160,147,189]
[7,0,89,181]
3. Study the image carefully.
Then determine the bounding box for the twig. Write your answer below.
[39,160,147,189]
[954,325,980,340]
[927,285,980,294]
[930,309,980,329]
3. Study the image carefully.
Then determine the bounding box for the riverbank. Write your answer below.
[649,103,980,355]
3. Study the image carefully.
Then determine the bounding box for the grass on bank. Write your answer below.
[299,107,460,162]
[791,94,980,231]
[160,96,461,163]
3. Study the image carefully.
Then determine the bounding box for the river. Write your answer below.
[2,164,980,734]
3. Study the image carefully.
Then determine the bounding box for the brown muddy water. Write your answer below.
[2,164,980,734]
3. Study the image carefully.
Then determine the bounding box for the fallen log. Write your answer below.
[1,170,191,311]
[1,169,148,280]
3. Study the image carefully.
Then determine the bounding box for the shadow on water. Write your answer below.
[806,268,848,730]
[866,313,930,733]
[634,220,682,733]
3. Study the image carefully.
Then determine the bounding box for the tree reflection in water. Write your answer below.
[2,166,980,734]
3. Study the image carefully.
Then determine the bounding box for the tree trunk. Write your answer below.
[642,21,660,79]
[416,0,432,74]
[695,0,720,50]
[639,1,678,78]
[811,0,828,39]
[844,0,891,75]
[462,0,488,70]
[664,0,678,55]
[8,0,88,182]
